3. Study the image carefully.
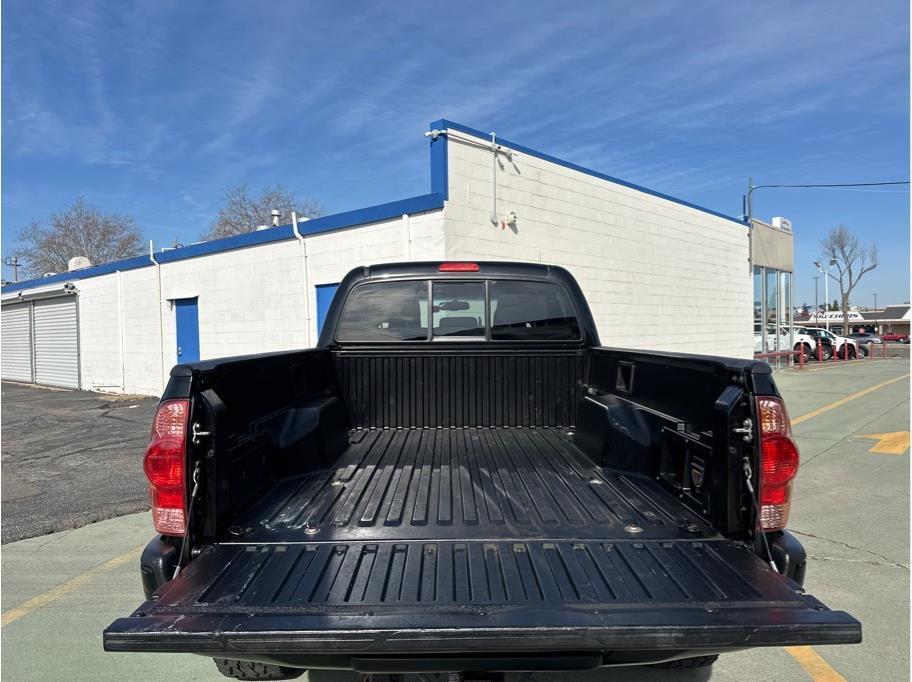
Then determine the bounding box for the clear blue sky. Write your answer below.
[3,1,909,304]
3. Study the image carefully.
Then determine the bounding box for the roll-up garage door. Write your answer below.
[33,296,79,389]
[1,302,34,382]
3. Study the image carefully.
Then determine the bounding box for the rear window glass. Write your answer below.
[335,278,580,342]
[490,281,580,340]
[336,281,428,342]
[433,282,485,337]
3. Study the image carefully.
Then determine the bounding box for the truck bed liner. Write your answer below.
[105,428,860,655]
[241,428,712,543]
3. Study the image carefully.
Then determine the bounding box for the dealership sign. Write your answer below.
[807,311,864,322]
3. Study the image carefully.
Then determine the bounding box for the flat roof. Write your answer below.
[2,193,443,294]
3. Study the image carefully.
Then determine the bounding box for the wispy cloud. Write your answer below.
[2,0,908,268]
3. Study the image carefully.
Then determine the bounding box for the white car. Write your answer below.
[753,325,817,360]
[789,327,818,360]
[797,327,860,360]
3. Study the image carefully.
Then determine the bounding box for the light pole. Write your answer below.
[873,293,879,334]
[813,275,821,315]
[814,259,838,331]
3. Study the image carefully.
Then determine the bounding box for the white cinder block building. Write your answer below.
[2,120,758,396]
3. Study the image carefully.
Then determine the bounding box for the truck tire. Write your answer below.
[213,659,304,680]
[651,654,719,669]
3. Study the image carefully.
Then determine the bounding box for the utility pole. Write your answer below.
[745,177,754,275]
[4,256,21,282]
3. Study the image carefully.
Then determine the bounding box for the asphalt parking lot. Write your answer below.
[1,382,157,543]
[1,358,909,681]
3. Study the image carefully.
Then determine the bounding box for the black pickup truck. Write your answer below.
[105,261,860,679]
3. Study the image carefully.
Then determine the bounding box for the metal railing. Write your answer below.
[754,349,805,370]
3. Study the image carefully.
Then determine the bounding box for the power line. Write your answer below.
[751,180,909,189]
[807,187,909,194]
[742,178,910,274]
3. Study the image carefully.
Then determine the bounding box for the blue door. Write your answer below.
[316,284,339,336]
[175,298,200,363]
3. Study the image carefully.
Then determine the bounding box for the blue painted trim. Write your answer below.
[429,119,449,200]
[2,193,445,293]
[1,255,152,293]
[315,282,340,335]
[437,119,746,226]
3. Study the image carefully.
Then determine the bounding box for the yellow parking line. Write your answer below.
[1,546,143,627]
[791,374,909,425]
[805,358,894,372]
[785,646,846,681]
[781,375,909,677]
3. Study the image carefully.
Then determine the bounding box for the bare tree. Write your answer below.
[819,224,878,330]
[202,184,323,240]
[16,198,143,278]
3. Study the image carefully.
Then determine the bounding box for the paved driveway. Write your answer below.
[1,382,157,543]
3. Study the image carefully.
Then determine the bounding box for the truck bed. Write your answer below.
[241,427,714,542]
[106,428,859,657]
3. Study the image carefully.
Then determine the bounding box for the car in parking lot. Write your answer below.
[881,332,910,343]
[796,327,860,360]
[849,332,882,357]
[753,324,817,361]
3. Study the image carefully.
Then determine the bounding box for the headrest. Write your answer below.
[437,316,478,329]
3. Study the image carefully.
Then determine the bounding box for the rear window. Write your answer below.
[336,281,428,342]
[490,281,580,340]
[432,282,485,337]
[335,279,580,343]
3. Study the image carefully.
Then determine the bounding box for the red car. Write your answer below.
[881,332,910,343]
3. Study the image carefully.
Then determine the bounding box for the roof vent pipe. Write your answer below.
[149,240,166,393]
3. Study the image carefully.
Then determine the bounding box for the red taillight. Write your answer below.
[143,399,189,535]
[438,262,480,272]
[756,396,800,531]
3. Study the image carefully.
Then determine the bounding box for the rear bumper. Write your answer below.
[140,536,179,600]
[769,530,808,586]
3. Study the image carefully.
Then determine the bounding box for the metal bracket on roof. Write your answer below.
[424,128,448,140]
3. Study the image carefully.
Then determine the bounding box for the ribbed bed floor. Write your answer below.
[237,428,714,544]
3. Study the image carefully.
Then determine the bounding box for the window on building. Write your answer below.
[780,271,792,351]
[753,265,794,363]
[753,266,764,352]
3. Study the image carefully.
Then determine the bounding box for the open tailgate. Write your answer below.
[105,538,860,657]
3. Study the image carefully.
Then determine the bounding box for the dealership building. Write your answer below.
[2,120,790,396]
[800,306,911,336]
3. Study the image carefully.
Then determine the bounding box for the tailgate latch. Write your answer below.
[191,422,212,445]
[733,417,753,443]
